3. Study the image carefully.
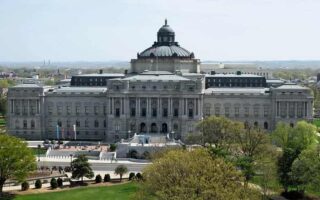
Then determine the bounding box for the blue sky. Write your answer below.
[0,0,319,62]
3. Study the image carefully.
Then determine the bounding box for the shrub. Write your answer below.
[35,179,42,189]
[50,178,58,189]
[129,172,135,181]
[109,144,117,152]
[95,174,102,183]
[21,181,29,191]
[57,178,63,187]
[104,174,111,182]
[136,173,143,180]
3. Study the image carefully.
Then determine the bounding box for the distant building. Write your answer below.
[6,20,313,141]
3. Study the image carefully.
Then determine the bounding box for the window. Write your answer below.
[188,109,193,118]
[263,106,269,117]
[141,108,146,117]
[104,120,107,128]
[48,105,53,115]
[76,104,81,115]
[103,105,106,115]
[115,123,120,131]
[57,120,62,127]
[23,120,27,129]
[152,108,157,117]
[85,106,89,115]
[234,107,240,117]
[244,106,249,117]
[94,120,99,128]
[76,120,80,127]
[31,120,35,129]
[131,108,136,117]
[57,105,62,115]
[253,106,259,117]
[224,107,230,117]
[163,108,168,117]
[174,108,179,117]
[115,108,120,117]
[67,105,71,115]
[85,120,89,128]
[215,107,220,116]
[94,105,99,115]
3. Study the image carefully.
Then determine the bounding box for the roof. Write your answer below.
[13,84,41,88]
[139,45,192,58]
[140,71,173,75]
[275,84,309,90]
[48,87,107,94]
[72,73,124,77]
[204,88,270,94]
[115,74,190,81]
[205,74,263,78]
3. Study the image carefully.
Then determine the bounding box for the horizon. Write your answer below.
[1,0,320,62]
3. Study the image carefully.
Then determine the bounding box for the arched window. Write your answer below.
[151,123,157,133]
[140,123,146,133]
[264,122,268,130]
[162,123,168,133]
[254,121,258,127]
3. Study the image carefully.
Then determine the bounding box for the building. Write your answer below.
[6,20,313,141]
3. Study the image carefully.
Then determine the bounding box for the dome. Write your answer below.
[139,45,193,58]
[137,19,195,59]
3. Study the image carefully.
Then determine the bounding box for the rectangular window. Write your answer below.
[215,107,220,116]
[67,105,71,115]
[141,108,146,117]
[235,107,239,117]
[152,108,157,117]
[263,106,269,117]
[225,107,230,117]
[85,106,89,115]
[254,106,259,117]
[244,107,249,117]
[163,108,168,117]
[188,109,193,118]
[57,105,62,115]
[131,108,136,117]
[174,108,179,117]
[94,105,99,115]
[115,108,120,117]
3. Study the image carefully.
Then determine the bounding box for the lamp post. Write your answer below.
[128,130,131,139]
[73,124,76,141]
[56,124,60,140]
[171,131,175,140]
[70,154,73,170]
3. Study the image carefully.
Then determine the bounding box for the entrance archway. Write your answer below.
[151,123,157,133]
[162,123,168,133]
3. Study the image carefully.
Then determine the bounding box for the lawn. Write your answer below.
[13,182,138,200]
[312,119,320,127]
[30,148,47,156]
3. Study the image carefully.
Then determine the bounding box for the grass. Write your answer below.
[312,119,320,127]
[30,148,47,156]
[13,182,138,200]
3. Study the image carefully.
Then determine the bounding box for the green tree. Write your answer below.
[0,134,36,193]
[50,178,58,189]
[71,155,94,182]
[272,121,318,192]
[35,179,42,189]
[135,149,259,200]
[115,165,128,182]
[197,116,243,149]
[291,145,320,192]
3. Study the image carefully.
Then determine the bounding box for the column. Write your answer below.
[286,101,289,119]
[27,100,30,116]
[158,98,161,118]
[137,98,140,116]
[294,102,297,118]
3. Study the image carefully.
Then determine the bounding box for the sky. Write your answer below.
[0,0,320,62]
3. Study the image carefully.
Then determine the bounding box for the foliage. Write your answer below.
[104,174,111,182]
[13,182,138,200]
[21,181,29,191]
[129,172,135,181]
[57,178,63,187]
[0,134,36,193]
[71,155,94,182]
[197,116,243,149]
[114,165,128,182]
[136,149,259,200]
[272,121,319,192]
[109,144,117,152]
[95,174,102,183]
[35,179,42,189]
[50,178,58,189]
[291,145,320,192]
[135,173,143,181]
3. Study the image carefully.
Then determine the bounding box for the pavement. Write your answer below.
[37,157,151,172]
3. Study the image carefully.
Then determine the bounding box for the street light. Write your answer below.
[128,130,131,139]
[171,131,175,140]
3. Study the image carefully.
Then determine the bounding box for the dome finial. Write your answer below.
[165,18,167,25]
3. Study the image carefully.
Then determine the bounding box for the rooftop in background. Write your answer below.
[48,87,107,94]
[116,73,190,81]
[275,84,309,90]
[205,73,262,78]
[13,84,41,88]
[72,73,125,77]
[139,71,173,75]
[204,88,270,94]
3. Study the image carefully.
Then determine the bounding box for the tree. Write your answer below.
[21,181,29,191]
[57,178,63,187]
[50,178,58,189]
[272,121,318,192]
[234,127,269,183]
[197,116,243,150]
[291,145,320,192]
[0,134,36,193]
[71,155,94,182]
[35,179,42,189]
[95,174,102,183]
[104,174,111,182]
[109,144,117,152]
[115,165,128,182]
[135,149,259,200]
[129,172,135,181]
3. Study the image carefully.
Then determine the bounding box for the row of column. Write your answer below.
[276,101,310,118]
[109,97,201,118]
[10,99,40,116]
